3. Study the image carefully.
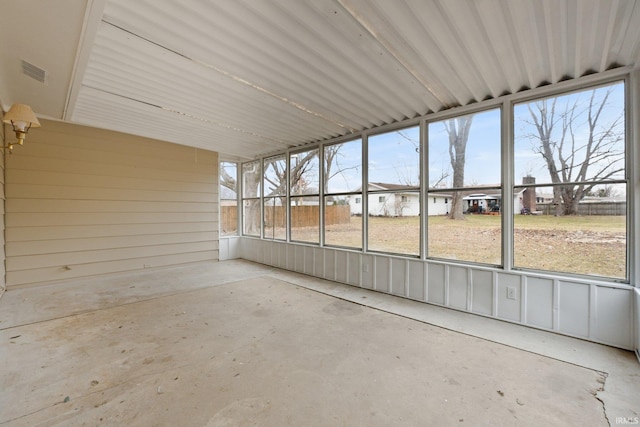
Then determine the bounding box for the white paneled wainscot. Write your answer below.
[241,238,635,350]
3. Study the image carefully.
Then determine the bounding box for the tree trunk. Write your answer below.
[446,116,473,220]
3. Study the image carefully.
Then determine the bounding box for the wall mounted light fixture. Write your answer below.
[3,103,41,152]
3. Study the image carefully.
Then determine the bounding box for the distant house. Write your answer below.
[463,193,499,213]
[462,189,533,214]
[349,183,450,216]
[426,193,451,215]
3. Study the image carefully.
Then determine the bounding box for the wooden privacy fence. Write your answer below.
[222,205,351,231]
[221,205,238,233]
[538,202,626,216]
[290,205,351,227]
[266,205,352,227]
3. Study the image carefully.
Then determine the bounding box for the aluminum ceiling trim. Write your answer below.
[97,0,436,126]
[67,0,640,159]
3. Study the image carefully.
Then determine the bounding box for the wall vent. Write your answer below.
[21,60,47,84]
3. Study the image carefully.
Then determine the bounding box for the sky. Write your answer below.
[513,81,625,185]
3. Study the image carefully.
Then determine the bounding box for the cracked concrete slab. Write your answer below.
[1,267,617,426]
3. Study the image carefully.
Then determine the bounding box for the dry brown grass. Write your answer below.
[290,214,626,279]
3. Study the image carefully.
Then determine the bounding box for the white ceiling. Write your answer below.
[1,0,640,160]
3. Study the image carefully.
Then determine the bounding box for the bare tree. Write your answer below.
[221,145,353,234]
[238,162,261,234]
[429,169,451,189]
[219,163,237,195]
[524,87,624,215]
[444,116,473,220]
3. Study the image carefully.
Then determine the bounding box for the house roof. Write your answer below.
[369,182,418,192]
[2,1,639,160]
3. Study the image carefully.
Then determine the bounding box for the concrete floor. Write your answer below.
[1,260,638,426]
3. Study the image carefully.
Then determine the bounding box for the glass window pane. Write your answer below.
[242,199,260,237]
[427,190,502,265]
[242,161,261,198]
[325,139,362,194]
[264,196,286,240]
[290,196,319,243]
[220,162,237,199]
[220,162,238,236]
[324,195,362,249]
[221,199,238,236]
[264,155,287,197]
[367,191,420,256]
[513,184,626,279]
[368,127,420,187]
[290,149,319,196]
[514,82,625,187]
[428,109,501,188]
[427,108,502,265]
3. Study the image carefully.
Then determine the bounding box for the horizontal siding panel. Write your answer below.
[6,169,215,194]
[6,212,216,227]
[31,121,218,164]
[6,231,218,256]
[7,241,218,271]
[17,139,216,174]
[5,120,219,286]
[6,199,217,214]
[6,184,216,202]
[7,155,216,184]
[7,222,218,242]
[6,251,218,287]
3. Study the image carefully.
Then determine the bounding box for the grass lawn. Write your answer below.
[302,214,626,279]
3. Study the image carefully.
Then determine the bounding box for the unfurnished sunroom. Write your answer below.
[1,0,640,424]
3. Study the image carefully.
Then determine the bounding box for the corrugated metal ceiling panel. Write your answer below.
[69,0,640,159]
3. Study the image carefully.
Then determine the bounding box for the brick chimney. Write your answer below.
[522,176,537,212]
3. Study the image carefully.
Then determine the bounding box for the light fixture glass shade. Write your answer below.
[3,104,41,131]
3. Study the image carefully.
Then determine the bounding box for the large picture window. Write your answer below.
[290,148,320,243]
[324,139,362,249]
[513,81,626,279]
[427,108,502,265]
[241,160,261,237]
[219,162,238,236]
[367,127,420,256]
[238,77,629,284]
[263,155,287,240]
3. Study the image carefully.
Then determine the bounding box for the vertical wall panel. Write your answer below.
[497,273,521,322]
[303,246,314,275]
[335,251,348,284]
[448,266,468,310]
[471,269,493,315]
[324,249,336,281]
[407,260,425,301]
[4,120,218,287]
[427,263,445,305]
[361,254,374,289]
[285,244,295,271]
[347,252,360,286]
[312,247,323,277]
[391,258,406,296]
[592,286,632,347]
[277,242,287,269]
[374,255,390,293]
[296,245,305,272]
[558,281,590,337]
[526,277,554,329]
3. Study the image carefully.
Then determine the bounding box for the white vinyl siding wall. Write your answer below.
[4,120,218,287]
